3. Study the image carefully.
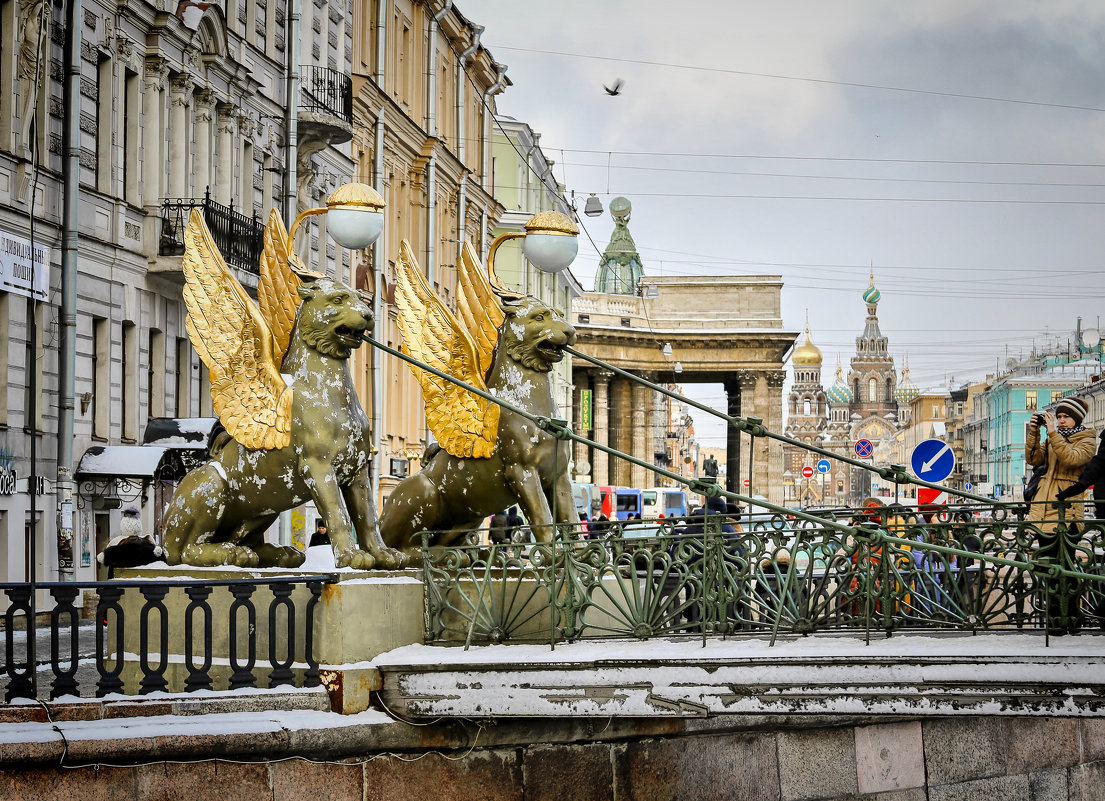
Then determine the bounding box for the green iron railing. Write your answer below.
[361,334,1103,646]
[421,508,1105,647]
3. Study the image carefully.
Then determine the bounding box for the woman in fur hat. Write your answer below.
[1025,397,1096,534]
[1025,397,1095,633]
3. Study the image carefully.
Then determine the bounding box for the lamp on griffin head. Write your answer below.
[287,182,386,255]
[486,210,579,299]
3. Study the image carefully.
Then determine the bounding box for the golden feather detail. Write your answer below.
[393,240,499,458]
[181,209,292,450]
[456,241,504,380]
[257,208,304,366]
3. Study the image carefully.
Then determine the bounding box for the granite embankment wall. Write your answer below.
[3,710,1105,800]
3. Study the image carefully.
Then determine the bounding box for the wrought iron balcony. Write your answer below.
[301,65,353,125]
[159,191,264,274]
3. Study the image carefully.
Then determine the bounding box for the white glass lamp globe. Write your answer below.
[325,183,385,250]
[522,211,579,273]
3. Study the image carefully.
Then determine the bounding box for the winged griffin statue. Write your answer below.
[161,207,405,570]
[378,239,578,561]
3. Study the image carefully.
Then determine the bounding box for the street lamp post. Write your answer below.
[486,210,579,298]
[288,182,385,257]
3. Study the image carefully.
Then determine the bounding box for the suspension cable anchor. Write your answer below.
[535,417,573,441]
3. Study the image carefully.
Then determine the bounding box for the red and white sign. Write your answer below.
[743,479,751,488]
[917,487,949,520]
[801,465,815,478]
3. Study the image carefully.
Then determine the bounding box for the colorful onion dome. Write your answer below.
[895,363,918,404]
[827,363,853,404]
[792,328,823,366]
[862,282,880,305]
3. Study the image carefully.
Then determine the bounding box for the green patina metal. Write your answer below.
[361,334,1101,643]
[419,509,1105,648]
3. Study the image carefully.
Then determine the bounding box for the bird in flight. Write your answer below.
[603,79,624,96]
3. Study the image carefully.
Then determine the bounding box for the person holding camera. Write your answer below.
[1056,428,1105,521]
[1025,398,1096,533]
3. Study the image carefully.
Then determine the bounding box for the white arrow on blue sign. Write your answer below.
[816,459,831,473]
[910,438,955,483]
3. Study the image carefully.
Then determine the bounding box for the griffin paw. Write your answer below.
[369,548,409,570]
[335,549,376,570]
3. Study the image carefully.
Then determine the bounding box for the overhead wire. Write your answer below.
[490,44,1105,115]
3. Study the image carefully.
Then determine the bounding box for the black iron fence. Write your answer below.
[159,190,264,273]
[301,65,353,124]
[1,574,335,700]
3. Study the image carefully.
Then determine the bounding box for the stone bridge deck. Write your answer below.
[374,632,1105,720]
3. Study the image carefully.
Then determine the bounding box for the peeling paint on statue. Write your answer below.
[379,296,578,561]
[161,211,406,570]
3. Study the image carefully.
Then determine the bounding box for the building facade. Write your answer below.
[348,0,509,497]
[0,0,354,585]
[982,358,1105,498]
[489,115,583,421]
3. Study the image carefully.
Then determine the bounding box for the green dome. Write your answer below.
[862,284,880,304]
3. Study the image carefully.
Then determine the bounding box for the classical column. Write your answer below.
[642,372,657,489]
[592,371,612,486]
[612,377,633,487]
[763,370,788,506]
[168,74,194,200]
[193,89,215,198]
[216,105,237,206]
[142,59,167,207]
[724,376,743,494]
[630,376,649,489]
[238,111,257,202]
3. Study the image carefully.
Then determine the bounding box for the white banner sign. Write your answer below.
[0,231,50,301]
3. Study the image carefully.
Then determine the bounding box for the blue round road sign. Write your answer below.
[816,459,831,473]
[910,438,955,483]
[855,439,873,458]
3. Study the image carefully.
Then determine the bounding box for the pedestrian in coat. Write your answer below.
[1057,428,1105,521]
[1025,397,1096,634]
[1025,397,1096,535]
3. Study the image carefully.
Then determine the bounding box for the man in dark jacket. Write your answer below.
[1057,429,1105,521]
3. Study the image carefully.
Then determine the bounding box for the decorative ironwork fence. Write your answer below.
[422,506,1105,647]
[301,65,353,124]
[1,575,335,701]
[159,191,264,273]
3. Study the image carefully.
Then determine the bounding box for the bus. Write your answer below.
[642,487,688,519]
[613,487,643,521]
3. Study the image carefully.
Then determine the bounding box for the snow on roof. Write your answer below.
[75,445,172,479]
[141,417,219,448]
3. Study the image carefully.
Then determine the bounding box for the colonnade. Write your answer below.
[572,368,788,505]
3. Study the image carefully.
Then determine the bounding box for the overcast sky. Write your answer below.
[458,0,1105,447]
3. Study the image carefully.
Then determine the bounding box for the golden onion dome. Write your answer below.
[792,328,823,366]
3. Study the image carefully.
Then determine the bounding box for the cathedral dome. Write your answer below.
[827,364,853,404]
[895,364,918,404]
[862,282,880,305]
[792,328,822,366]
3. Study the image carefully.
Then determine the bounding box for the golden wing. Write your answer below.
[456,240,505,380]
[394,239,499,458]
[257,208,305,366]
[182,209,293,450]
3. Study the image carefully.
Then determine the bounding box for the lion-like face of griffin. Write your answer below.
[297,278,374,359]
[502,298,576,372]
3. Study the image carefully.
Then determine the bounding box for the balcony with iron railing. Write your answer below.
[301,65,353,125]
[159,190,264,274]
